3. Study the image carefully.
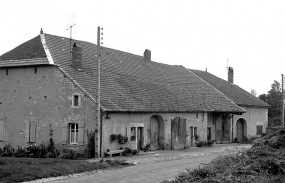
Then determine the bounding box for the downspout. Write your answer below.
[231,115,234,142]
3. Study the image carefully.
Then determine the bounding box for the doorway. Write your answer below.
[236,118,247,142]
[190,126,194,146]
[137,127,144,150]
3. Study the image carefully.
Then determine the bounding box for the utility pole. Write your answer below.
[95,26,103,157]
[281,74,284,127]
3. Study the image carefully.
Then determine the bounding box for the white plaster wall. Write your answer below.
[233,107,268,140]
[101,112,208,153]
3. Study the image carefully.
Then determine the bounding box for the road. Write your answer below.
[29,144,251,183]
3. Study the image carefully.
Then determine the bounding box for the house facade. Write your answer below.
[191,68,269,143]
[0,30,245,157]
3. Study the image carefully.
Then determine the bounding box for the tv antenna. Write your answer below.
[67,14,76,58]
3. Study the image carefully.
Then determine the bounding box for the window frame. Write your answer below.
[69,123,79,145]
[72,93,81,107]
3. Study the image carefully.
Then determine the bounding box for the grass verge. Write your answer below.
[0,158,133,183]
[162,129,285,183]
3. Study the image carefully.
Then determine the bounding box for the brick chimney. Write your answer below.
[72,42,82,70]
[228,67,234,84]
[144,49,151,62]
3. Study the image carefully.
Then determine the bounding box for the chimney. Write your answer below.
[228,67,234,84]
[72,42,82,70]
[144,49,151,62]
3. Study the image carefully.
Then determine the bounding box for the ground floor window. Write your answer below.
[256,125,263,135]
[69,123,78,144]
[62,122,84,145]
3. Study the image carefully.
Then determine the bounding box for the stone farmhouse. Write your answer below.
[0,30,265,157]
[191,68,269,143]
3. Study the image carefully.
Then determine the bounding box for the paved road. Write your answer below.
[48,144,251,183]
[26,144,250,183]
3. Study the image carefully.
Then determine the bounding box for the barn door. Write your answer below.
[171,117,186,150]
[236,119,244,142]
[150,116,159,150]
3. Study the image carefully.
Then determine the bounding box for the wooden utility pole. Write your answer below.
[95,26,101,158]
[281,74,284,127]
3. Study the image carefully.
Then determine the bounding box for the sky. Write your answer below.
[1,0,285,96]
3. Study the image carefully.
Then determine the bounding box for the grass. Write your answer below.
[0,157,133,183]
[162,129,285,183]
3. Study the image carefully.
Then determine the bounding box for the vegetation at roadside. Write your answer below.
[161,128,285,183]
[0,158,132,183]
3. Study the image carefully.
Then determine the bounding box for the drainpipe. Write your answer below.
[231,115,234,142]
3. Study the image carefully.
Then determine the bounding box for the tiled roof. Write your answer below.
[0,33,245,113]
[0,58,49,67]
[191,69,270,108]
[0,35,46,61]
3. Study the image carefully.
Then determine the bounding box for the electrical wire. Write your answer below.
[0,5,64,31]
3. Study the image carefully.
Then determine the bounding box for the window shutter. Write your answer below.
[62,123,68,145]
[0,120,4,141]
[29,121,37,143]
[78,123,84,145]
[25,121,29,142]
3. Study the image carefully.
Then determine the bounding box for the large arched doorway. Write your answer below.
[150,115,165,150]
[171,117,186,150]
[236,118,247,142]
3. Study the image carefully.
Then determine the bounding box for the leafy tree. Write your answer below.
[250,89,257,97]
[259,80,283,126]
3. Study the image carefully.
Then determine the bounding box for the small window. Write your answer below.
[72,94,81,107]
[196,113,199,118]
[34,67,37,74]
[69,123,78,144]
[256,125,263,135]
[6,69,8,76]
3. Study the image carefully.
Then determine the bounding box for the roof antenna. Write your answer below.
[67,13,76,61]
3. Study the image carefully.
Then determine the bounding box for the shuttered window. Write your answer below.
[256,125,263,135]
[62,123,84,145]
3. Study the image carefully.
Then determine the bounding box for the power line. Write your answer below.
[9,2,65,27]
[22,1,66,21]
[0,5,64,31]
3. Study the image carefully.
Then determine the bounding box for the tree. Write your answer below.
[259,80,282,126]
[250,89,257,97]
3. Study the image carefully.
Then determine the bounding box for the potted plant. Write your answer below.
[110,134,117,142]
[117,135,128,144]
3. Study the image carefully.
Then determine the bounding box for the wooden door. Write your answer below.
[190,127,194,146]
[171,117,186,150]
[137,127,143,150]
[207,127,211,141]
[150,116,159,150]
[236,119,244,142]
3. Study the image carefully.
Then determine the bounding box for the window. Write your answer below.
[256,125,263,135]
[6,69,8,76]
[28,121,37,143]
[62,122,84,145]
[69,123,78,144]
[131,127,136,141]
[72,94,81,107]
[0,119,6,142]
[34,67,37,74]
[196,113,199,118]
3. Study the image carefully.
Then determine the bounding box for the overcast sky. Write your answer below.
[1,0,285,95]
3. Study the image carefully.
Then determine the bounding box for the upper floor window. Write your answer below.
[6,69,8,76]
[196,113,199,118]
[72,93,81,107]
